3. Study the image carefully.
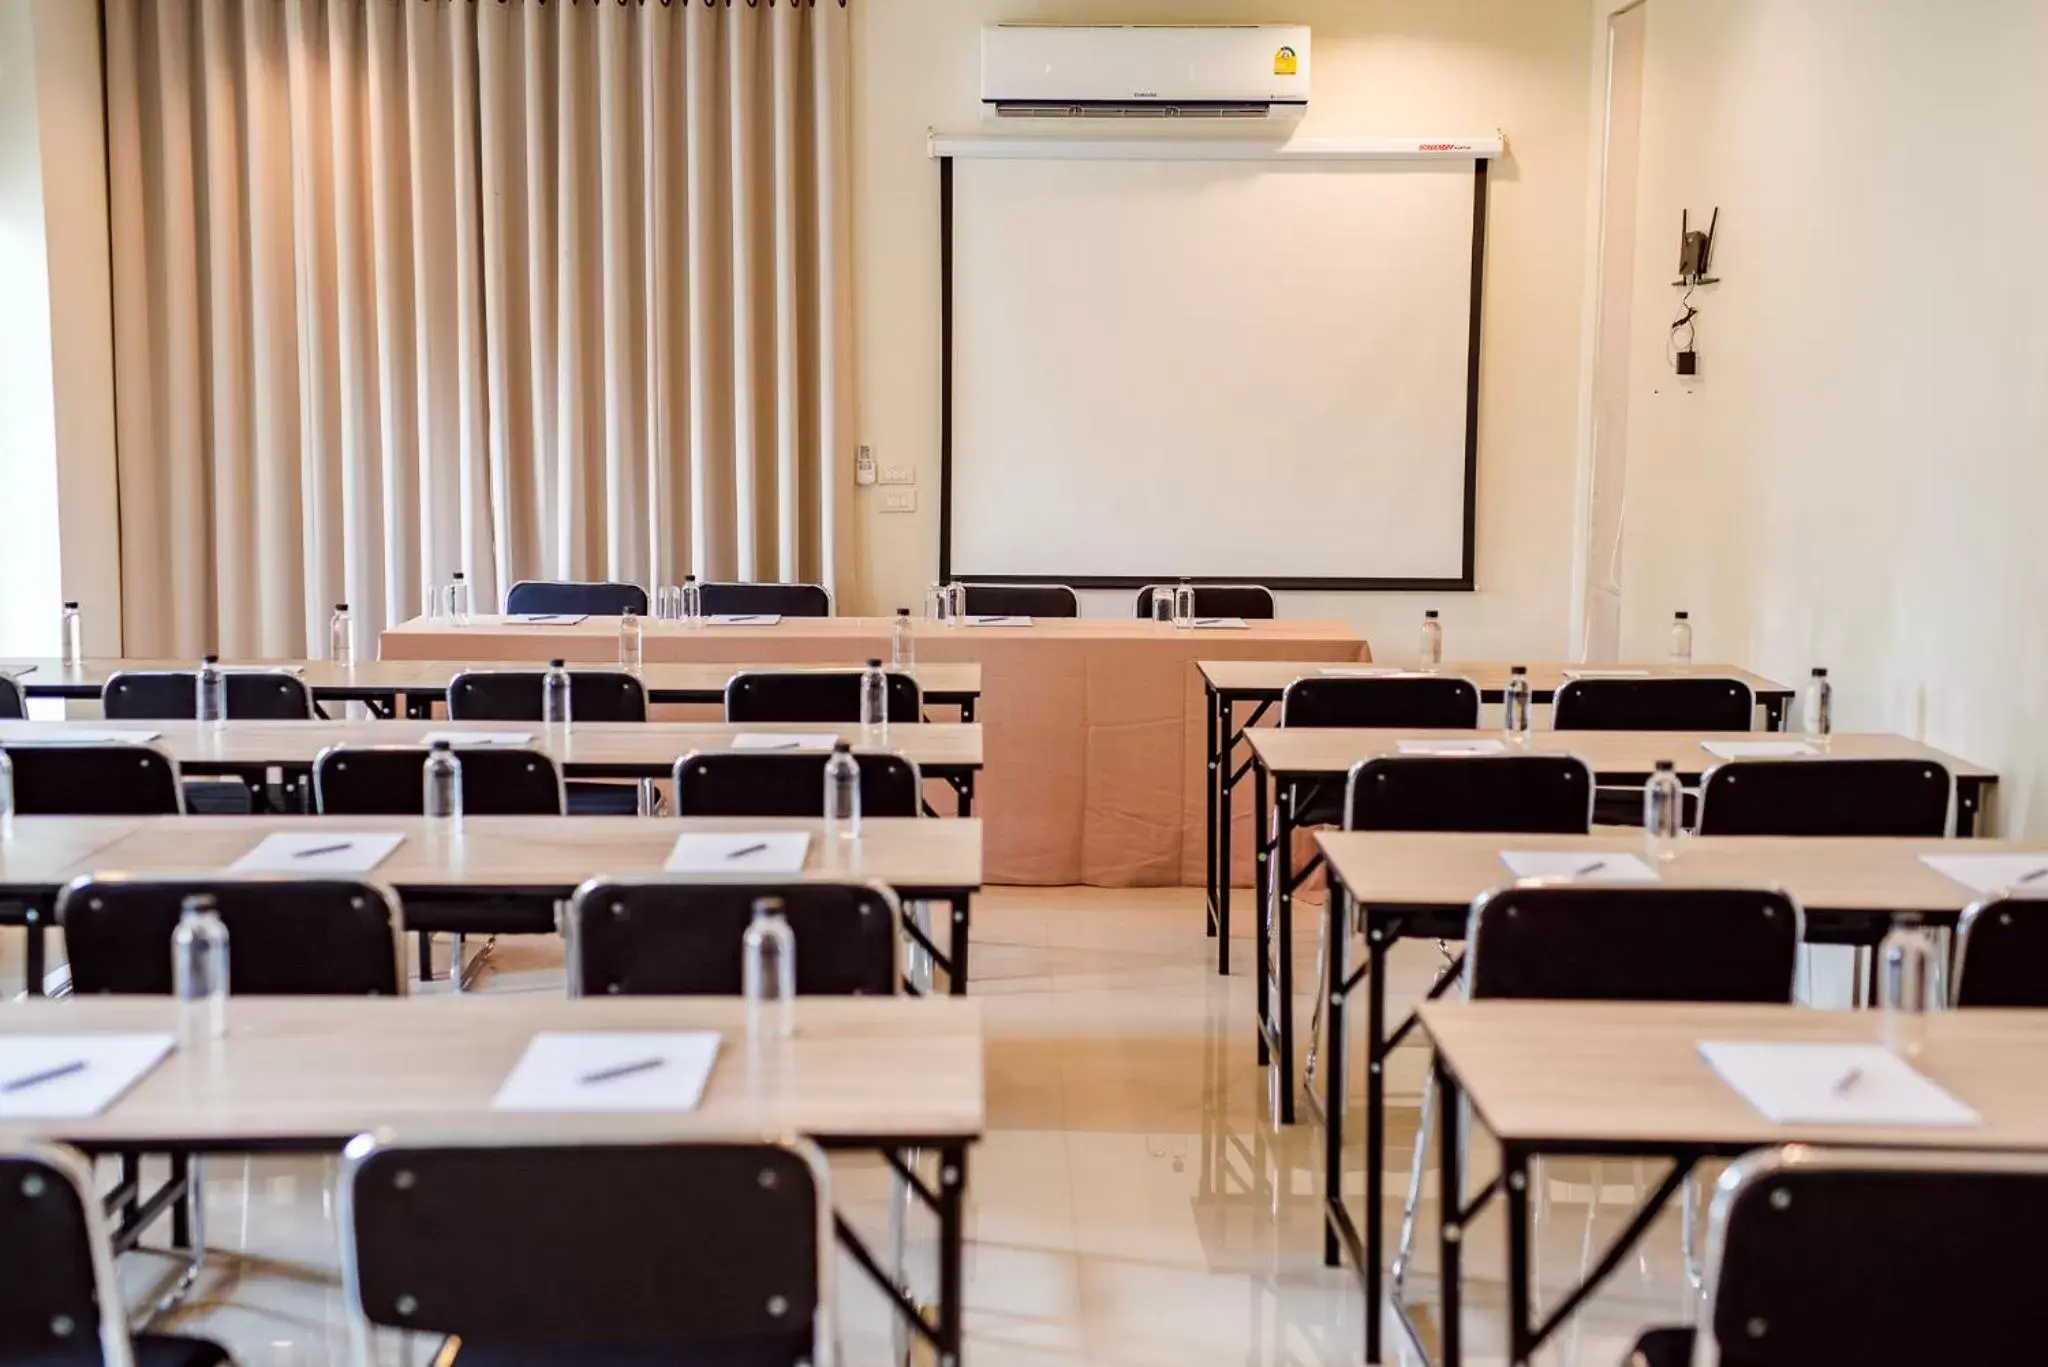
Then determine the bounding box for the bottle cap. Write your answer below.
[832,739,851,752]
[335,602,348,612]
[1510,665,1527,675]
[430,739,452,751]
[1425,610,1439,619]
[1675,611,1690,620]
[867,658,883,668]
[1812,667,1828,677]
[897,607,910,617]
[684,574,697,583]
[63,601,78,609]
[549,658,566,668]
[1655,759,1675,771]
[204,654,219,664]
[453,572,465,581]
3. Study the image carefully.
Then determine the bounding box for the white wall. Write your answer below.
[1618,0,2048,832]
[853,0,1598,658]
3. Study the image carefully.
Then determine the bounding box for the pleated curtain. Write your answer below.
[103,0,855,659]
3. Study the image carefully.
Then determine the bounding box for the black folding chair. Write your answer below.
[446,670,646,815]
[0,742,185,815]
[1133,584,1276,620]
[1629,1147,2048,1367]
[0,672,25,719]
[724,670,922,725]
[672,750,923,820]
[1342,754,1597,834]
[504,580,648,617]
[699,581,833,618]
[959,583,1077,618]
[59,875,407,997]
[342,1135,830,1367]
[1697,759,1953,836]
[1283,673,1484,825]
[1954,893,2048,1007]
[0,1140,234,1367]
[1552,677,1756,731]
[104,669,313,813]
[568,879,903,997]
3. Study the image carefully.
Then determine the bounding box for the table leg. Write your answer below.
[959,697,975,724]
[937,1143,967,1367]
[1205,684,1221,945]
[1323,884,1348,1266]
[955,774,974,818]
[1217,697,1236,976]
[947,894,971,996]
[24,907,46,997]
[1253,758,1271,1067]
[1364,918,1389,1362]
[1505,1147,1533,1367]
[1437,1055,1464,1367]
[1274,780,1297,1125]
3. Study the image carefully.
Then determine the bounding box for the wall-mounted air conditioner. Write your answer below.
[981,24,1310,121]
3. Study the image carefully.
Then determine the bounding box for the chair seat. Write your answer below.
[446,1336,803,1367]
[12,1334,235,1367]
[1625,1327,1695,1367]
[568,781,645,816]
[182,778,254,815]
[1591,786,1699,829]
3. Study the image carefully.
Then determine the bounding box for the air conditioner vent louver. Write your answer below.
[983,25,1310,124]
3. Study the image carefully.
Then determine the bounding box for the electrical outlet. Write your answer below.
[880,489,917,514]
[880,462,915,485]
[855,444,877,487]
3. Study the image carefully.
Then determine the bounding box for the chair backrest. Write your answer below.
[1695,1147,2048,1367]
[698,581,833,618]
[504,579,648,617]
[446,670,647,722]
[1344,755,1594,834]
[1697,759,1952,837]
[1467,884,1800,1002]
[59,875,406,996]
[1552,676,1756,731]
[314,745,566,816]
[0,672,24,719]
[1281,675,1482,730]
[959,583,1077,618]
[724,670,921,725]
[1953,894,2048,1008]
[0,743,185,815]
[569,879,902,996]
[1133,584,1276,620]
[103,669,313,720]
[672,750,922,819]
[343,1135,827,1365]
[0,1143,136,1366]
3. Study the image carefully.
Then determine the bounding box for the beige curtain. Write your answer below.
[103,0,855,659]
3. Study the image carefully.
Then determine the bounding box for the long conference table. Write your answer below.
[0,995,985,1364]
[380,614,1368,886]
[1315,828,2048,1365]
[0,814,984,996]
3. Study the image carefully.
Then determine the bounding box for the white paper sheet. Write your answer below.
[1563,668,1651,679]
[1499,851,1658,882]
[1698,1041,1980,1127]
[665,831,812,874]
[0,1035,176,1120]
[230,832,405,874]
[706,614,784,626]
[963,615,1033,627]
[505,613,588,626]
[729,733,841,753]
[1317,666,1410,678]
[1,664,36,677]
[1192,617,1249,630]
[492,1032,722,1113]
[220,665,306,676]
[419,730,535,747]
[1397,738,1507,756]
[1919,853,2048,896]
[1700,740,1818,759]
[0,727,160,745]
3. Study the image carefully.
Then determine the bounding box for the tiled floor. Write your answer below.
[31,888,1707,1366]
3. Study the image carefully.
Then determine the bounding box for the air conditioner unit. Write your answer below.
[981,24,1310,121]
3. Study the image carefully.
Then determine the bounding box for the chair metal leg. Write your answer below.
[906,902,936,996]
[451,934,497,993]
[1389,1065,1435,1294]
[1303,920,1329,1089]
[141,1157,207,1327]
[888,1148,923,1367]
[1682,1169,1704,1293]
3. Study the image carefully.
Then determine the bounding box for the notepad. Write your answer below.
[730,733,841,752]
[1499,851,1657,882]
[1192,617,1249,630]
[1317,666,1412,678]
[1397,739,1507,757]
[219,665,306,676]
[492,1033,722,1114]
[1700,740,1818,759]
[230,832,405,874]
[1,664,37,678]
[506,613,587,626]
[0,727,160,745]
[1563,668,1651,679]
[0,1035,176,1120]
[666,831,812,874]
[1699,1041,1980,1127]
[963,615,1032,627]
[419,730,535,747]
[1919,853,2048,896]
[706,614,783,626]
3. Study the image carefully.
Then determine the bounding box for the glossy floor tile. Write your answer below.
[14,888,1705,1366]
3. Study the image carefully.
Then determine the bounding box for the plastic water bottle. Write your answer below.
[422,581,444,625]
[446,572,472,625]
[543,659,572,728]
[681,574,703,626]
[823,739,861,839]
[926,582,947,622]
[1150,590,1174,624]
[424,740,462,822]
[743,896,797,1040]
[173,894,230,1045]
[0,746,14,841]
[59,601,82,667]
[1670,611,1694,665]
[197,655,227,729]
[946,581,966,625]
[618,609,643,669]
[860,657,889,739]
[1419,610,1443,670]
[1880,916,1937,1060]
[1803,668,1833,746]
[1504,666,1532,743]
[892,609,916,670]
[1172,578,1196,629]
[330,603,353,666]
[1645,760,1683,862]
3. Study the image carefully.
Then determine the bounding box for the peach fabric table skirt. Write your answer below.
[381,615,1367,886]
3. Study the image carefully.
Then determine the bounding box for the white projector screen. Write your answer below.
[944,153,1485,587]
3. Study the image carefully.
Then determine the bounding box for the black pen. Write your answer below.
[1,1060,87,1093]
[579,1057,664,1086]
[294,842,354,859]
[1575,861,1607,876]
[2016,867,2048,885]
[725,842,770,860]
